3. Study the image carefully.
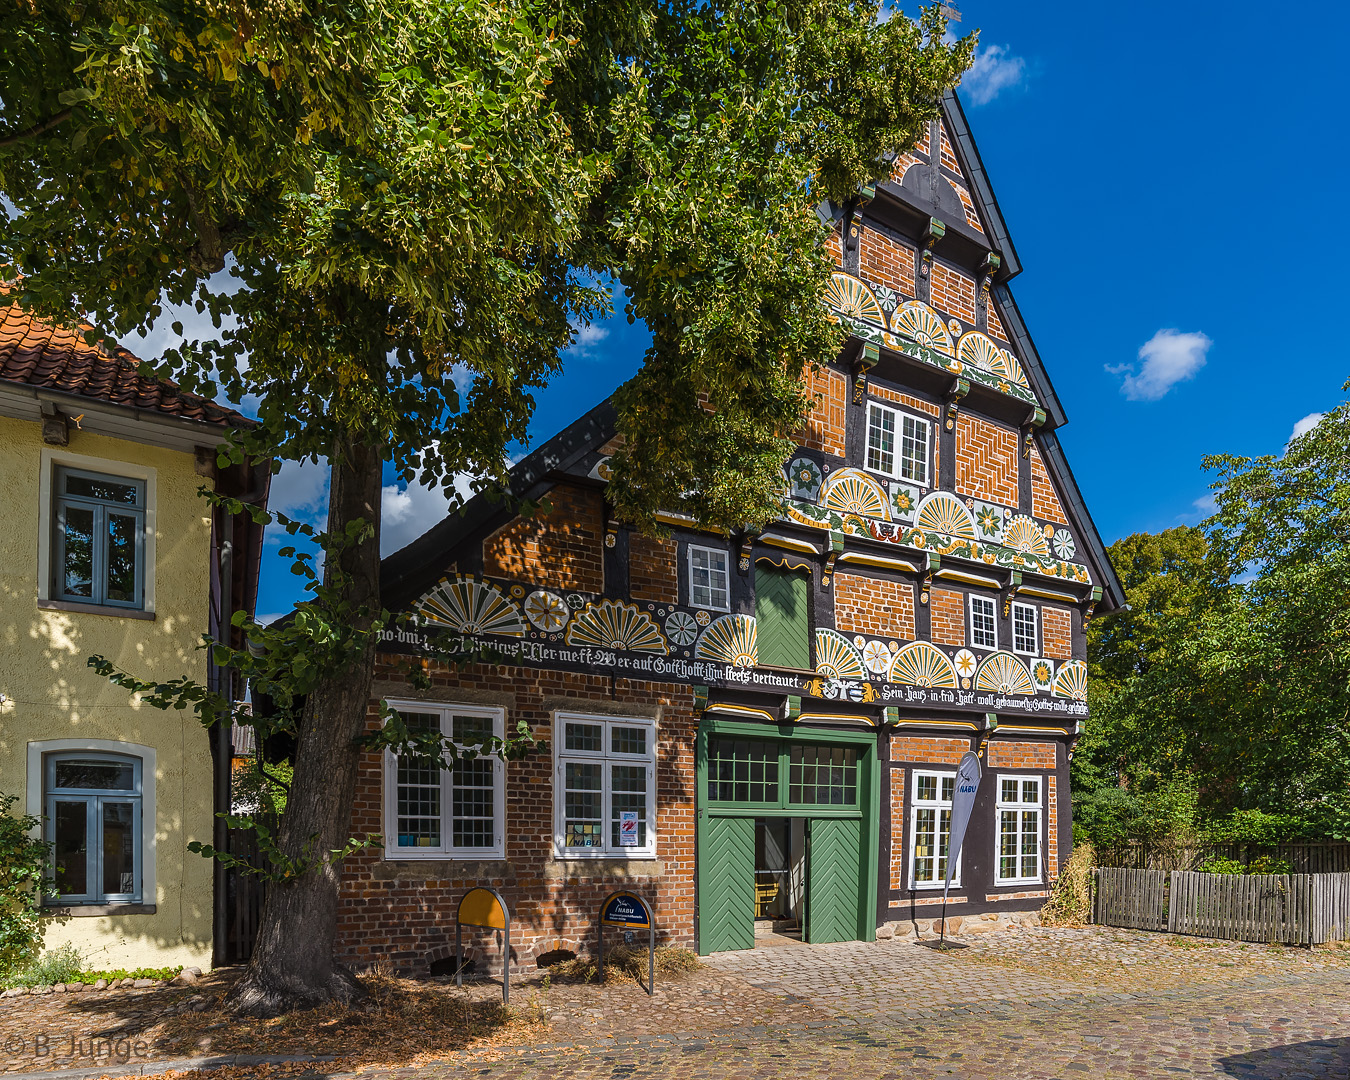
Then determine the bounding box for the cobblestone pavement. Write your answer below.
[345,928,1350,1080]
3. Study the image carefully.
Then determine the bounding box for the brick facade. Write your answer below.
[483,483,604,592]
[930,587,965,647]
[630,532,678,603]
[987,740,1057,770]
[833,572,915,639]
[889,766,906,890]
[891,736,969,765]
[860,230,916,300]
[802,364,848,458]
[867,385,940,418]
[1029,445,1069,524]
[986,301,1008,342]
[955,414,1019,506]
[930,261,976,324]
[1042,607,1073,660]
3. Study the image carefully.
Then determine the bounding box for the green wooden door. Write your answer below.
[699,816,756,954]
[805,817,863,944]
[755,565,810,669]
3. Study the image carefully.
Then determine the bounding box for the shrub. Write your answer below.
[0,792,53,976]
[5,942,84,987]
[1245,855,1294,875]
[1203,809,1317,845]
[1041,842,1095,927]
[1196,856,1244,875]
[1072,788,1145,848]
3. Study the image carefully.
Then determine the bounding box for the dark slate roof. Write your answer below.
[0,296,252,428]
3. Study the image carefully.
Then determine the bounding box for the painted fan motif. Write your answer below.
[814,629,866,680]
[975,652,1036,695]
[861,639,893,675]
[890,301,954,356]
[822,469,889,520]
[565,599,668,654]
[524,590,569,632]
[416,577,526,637]
[957,331,1003,374]
[1052,660,1088,701]
[1003,352,1029,388]
[889,641,958,688]
[664,610,699,647]
[915,492,977,540]
[696,614,759,668]
[1003,515,1051,557]
[824,273,886,324]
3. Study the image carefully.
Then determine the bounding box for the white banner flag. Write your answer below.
[943,750,983,903]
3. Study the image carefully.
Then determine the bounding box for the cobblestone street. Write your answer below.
[350,928,1350,1080]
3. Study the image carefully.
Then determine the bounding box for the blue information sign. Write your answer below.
[601,891,652,929]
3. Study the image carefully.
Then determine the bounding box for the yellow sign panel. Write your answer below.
[458,887,507,930]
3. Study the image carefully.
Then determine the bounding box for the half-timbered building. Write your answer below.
[335,90,1124,973]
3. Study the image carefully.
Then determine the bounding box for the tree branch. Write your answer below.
[0,109,72,149]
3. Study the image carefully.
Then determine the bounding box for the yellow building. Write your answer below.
[0,299,267,971]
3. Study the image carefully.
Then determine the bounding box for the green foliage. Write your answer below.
[232,757,293,817]
[2,942,182,988]
[1245,855,1295,876]
[1071,786,1144,848]
[1202,809,1317,846]
[1195,856,1244,876]
[0,793,54,976]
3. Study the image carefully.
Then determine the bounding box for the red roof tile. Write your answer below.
[0,298,251,428]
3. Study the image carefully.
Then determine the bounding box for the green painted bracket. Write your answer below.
[883,706,899,726]
[785,695,802,722]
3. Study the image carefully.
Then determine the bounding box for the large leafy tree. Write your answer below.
[1,0,972,1013]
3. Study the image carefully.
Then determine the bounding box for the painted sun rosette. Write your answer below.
[890,301,954,356]
[524,590,569,633]
[663,610,699,648]
[822,469,890,520]
[952,648,978,685]
[813,629,866,681]
[1003,515,1051,557]
[861,639,893,676]
[786,456,823,502]
[564,599,668,654]
[1052,659,1088,701]
[888,641,958,688]
[975,652,1035,696]
[915,492,977,540]
[696,613,758,668]
[415,577,527,637]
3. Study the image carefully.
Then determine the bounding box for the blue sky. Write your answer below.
[221,0,1349,620]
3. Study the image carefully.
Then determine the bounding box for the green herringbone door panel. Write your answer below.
[755,565,810,669]
[699,816,756,954]
[806,817,863,944]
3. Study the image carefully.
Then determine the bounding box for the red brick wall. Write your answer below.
[802,364,848,458]
[834,573,915,639]
[826,230,842,267]
[889,768,906,889]
[987,740,1057,770]
[954,184,984,234]
[868,385,940,418]
[1029,446,1069,524]
[939,122,961,176]
[986,302,1008,343]
[891,735,968,764]
[482,483,604,592]
[860,230,915,300]
[929,261,976,325]
[955,414,1019,506]
[339,659,698,976]
[1042,607,1073,659]
[1048,773,1059,878]
[930,588,965,647]
[630,533,678,603]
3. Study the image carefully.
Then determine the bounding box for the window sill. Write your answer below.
[38,599,155,621]
[43,903,156,917]
[993,880,1043,889]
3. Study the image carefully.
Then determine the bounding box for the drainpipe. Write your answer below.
[212,539,234,966]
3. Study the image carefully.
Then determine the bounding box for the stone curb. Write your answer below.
[1,1053,337,1080]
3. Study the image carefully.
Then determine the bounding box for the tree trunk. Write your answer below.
[225,436,383,1017]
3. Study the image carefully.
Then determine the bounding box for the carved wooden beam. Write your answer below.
[945,377,969,433]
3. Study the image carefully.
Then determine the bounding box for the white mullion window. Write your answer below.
[555,712,657,858]
[1011,602,1039,656]
[688,544,730,612]
[383,701,505,860]
[996,775,1042,884]
[909,769,958,889]
[969,594,998,650]
[867,401,930,485]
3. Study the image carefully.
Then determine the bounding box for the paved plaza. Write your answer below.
[357,927,1350,1080]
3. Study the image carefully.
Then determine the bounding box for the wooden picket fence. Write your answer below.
[1095,841,1350,874]
[1094,869,1350,944]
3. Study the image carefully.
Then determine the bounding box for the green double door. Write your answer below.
[696,722,878,954]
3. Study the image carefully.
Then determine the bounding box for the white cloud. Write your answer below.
[1193,493,1217,516]
[567,320,610,360]
[961,45,1027,106]
[267,458,330,522]
[1287,412,1325,449]
[381,472,476,556]
[1108,329,1211,402]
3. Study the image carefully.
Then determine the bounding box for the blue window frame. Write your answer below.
[52,467,146,609]
[44,752,143,904]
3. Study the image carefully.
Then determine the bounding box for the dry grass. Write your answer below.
[545,945,700,985]
[1040,842,1095,927]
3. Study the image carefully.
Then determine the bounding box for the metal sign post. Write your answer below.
[456,886,511,1003]
[598,890,655,996]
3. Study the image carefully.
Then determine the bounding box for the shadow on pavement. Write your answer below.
[1219,1037,1350,1078]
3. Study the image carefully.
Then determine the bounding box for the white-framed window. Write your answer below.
[910,770,959,888]
[1011,602,1038,655]
[866,402,930,485]
[554,712,657,858]
[996,775,1042,884]
[27,739,157,909]
[688,544,730,611]
[383,701,506,860]
[37,449,157,614]
[969,594,998,650]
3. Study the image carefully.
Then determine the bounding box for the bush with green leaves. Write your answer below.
[0,793,53,976]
